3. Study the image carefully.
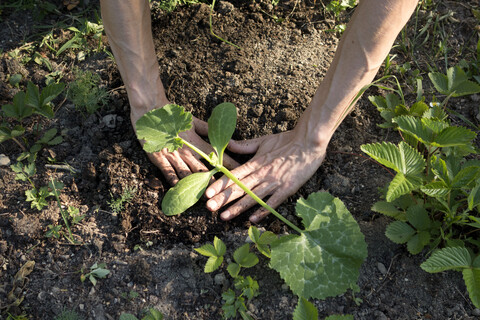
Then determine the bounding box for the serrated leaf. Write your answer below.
[40,82,65,105]
[194,244,217,257]
[258,231,277,244]
[468,179,480,210]
[248,226,261,243]
[394,115,433,144]
[2,92,33,120]
[142,308,163,320]
[371,201,406,221]
[462,268,480,309]
[119,313,139,320]
[421,247,472,272]
[386,172,422,202]
[38,128,57,144]
[385,221,415,244]
[233,243,258,268]
[227,263,240,278]
[368,95,387,110]
[292,297,318,320]
[360,141,425,175]
[208,102,236,162]
[325,315,354,320]
[270,192,367,300]
[452,166,480,188]
[421,181,450,197]
[429,72,449,94]
[214,236,226,257]
[409,101,429,117]
[204,256,223,273]
[406,205,430,230]
[407,231,430,255]
[25,81,40,108]
[161,170,217,216]
[433,126,476,147]
[135,104,192,153]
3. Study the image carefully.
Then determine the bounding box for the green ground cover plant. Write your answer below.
[135,102,368,317]
[361,64,480,308]
[80,262,110,286]
[66,68,109,114]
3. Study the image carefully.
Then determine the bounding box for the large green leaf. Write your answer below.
[429,66,480,97]
[2,92,33,120]
[406,205,430,231]
[433,126,476,147]
[407,231,430,255]
[208,102,236,162]
[161,170,217,216]
[136,104,192,153]
[462,268,480,309]
[270,192,367,300]
[452,166,480,188]
[421,181,450,198]
[420,247,472,272]
[292,297,318,320]
[393,116,433,144]
[361,141,424,175]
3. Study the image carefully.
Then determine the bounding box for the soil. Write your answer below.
[0,1,479,319]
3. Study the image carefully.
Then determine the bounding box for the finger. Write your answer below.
[193,117,209,136]
[220,183,276,221]
[222,152,240,169]
[227,137,264,154]
[164,150,191,179]
[249,191,289,223]
[205,161,260,199]
[181,149,210,173]
[148,152,179,186]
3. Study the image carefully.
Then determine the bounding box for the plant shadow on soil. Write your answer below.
[0,0,479,319]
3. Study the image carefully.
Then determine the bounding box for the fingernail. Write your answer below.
[206,189,214,198]
[207,200,217,211]
[221,211,231,220]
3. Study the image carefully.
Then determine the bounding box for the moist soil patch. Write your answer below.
[0,1,479,319]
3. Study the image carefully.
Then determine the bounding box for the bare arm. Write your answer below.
[206,0,419,222]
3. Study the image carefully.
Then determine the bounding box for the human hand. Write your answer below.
[204,130,327,223]
[132,110,240,186]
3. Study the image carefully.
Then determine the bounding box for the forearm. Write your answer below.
[299,0,418,147]
[100,0,168,118]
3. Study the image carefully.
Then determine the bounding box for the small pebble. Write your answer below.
[214,273,226,286]
[0,154,10,167]
[377,262,388,275]
[473,308,480,316]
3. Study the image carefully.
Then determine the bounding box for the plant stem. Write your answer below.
[217,166,303,234]
[11,137,27,152]
[182,140,217,165]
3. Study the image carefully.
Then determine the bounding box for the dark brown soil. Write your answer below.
[1,1,479,319]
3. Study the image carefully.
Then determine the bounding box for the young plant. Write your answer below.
[66,68,109,114]
[80,262,110,286]
[119,308,163,320]
[136,103,368,315]
[108,186,137,215]
[361,64,480,308]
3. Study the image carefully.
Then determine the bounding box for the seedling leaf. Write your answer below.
[270,192,367,300]
[2,92,33,120]
[208,102,236,162]
[385,221,415,244]
[292,297,318,320]
[421,247,472,272]
[233,244,258,268]
[195,244,218,257]
[205,256,223,273]
[227,263,241,278]
[136,104,192,153]
[371,201,406,221]
[161,170,217,216]
[214,236,227,257]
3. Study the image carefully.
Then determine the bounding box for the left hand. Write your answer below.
[205,129,327,223]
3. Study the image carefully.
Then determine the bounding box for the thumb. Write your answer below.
[227,136,266,154]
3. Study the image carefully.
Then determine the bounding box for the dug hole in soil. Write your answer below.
[0,1,479,319]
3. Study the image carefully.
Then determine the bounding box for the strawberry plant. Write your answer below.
[136,103,367,316]
[361,64,480,308]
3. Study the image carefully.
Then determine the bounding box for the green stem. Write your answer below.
[182,140,217,166]
[50,177,76,244]
[217,166,303,234]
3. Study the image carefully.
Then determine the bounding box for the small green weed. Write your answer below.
[108,186,137,215]
[54,309,83,320]
[80,262,110,286]
[119,308,163,320]
[66,69,109,114]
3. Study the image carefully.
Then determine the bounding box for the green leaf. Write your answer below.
[195,244,218,257]
[468,179,480,210]
[40,82,65,105]
[25,81,41,108]
[407,231,430,255]
[409,101,429,117]
[292,297,318,320]
[119,314,139,320]
[429,66,480,97]
[142,308,163,320]
[214,236,226,257]
[38,128,58,144]
[208,102,236,162]
[248,226,261,243]
[393,116,433,145]
[90,268,110,278]
[385,221,415,244]
[270,192,367,300]
[2,92,33,120]
[258,231,277,244]
[386,172,422,202]
[360,141,425,175]
[227,263,241,278]
[421,181,450,197]
[452,166,480,188]
[421,247,472,272]
[406,205,430,231]
[233,244,259,268]
[135,104,193,153]
[204,256,223,273]
[434,126,476,147]
[324,315,354,320]
[371,201,406,221]
[161,170,217,216]
[462,268,480,309]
